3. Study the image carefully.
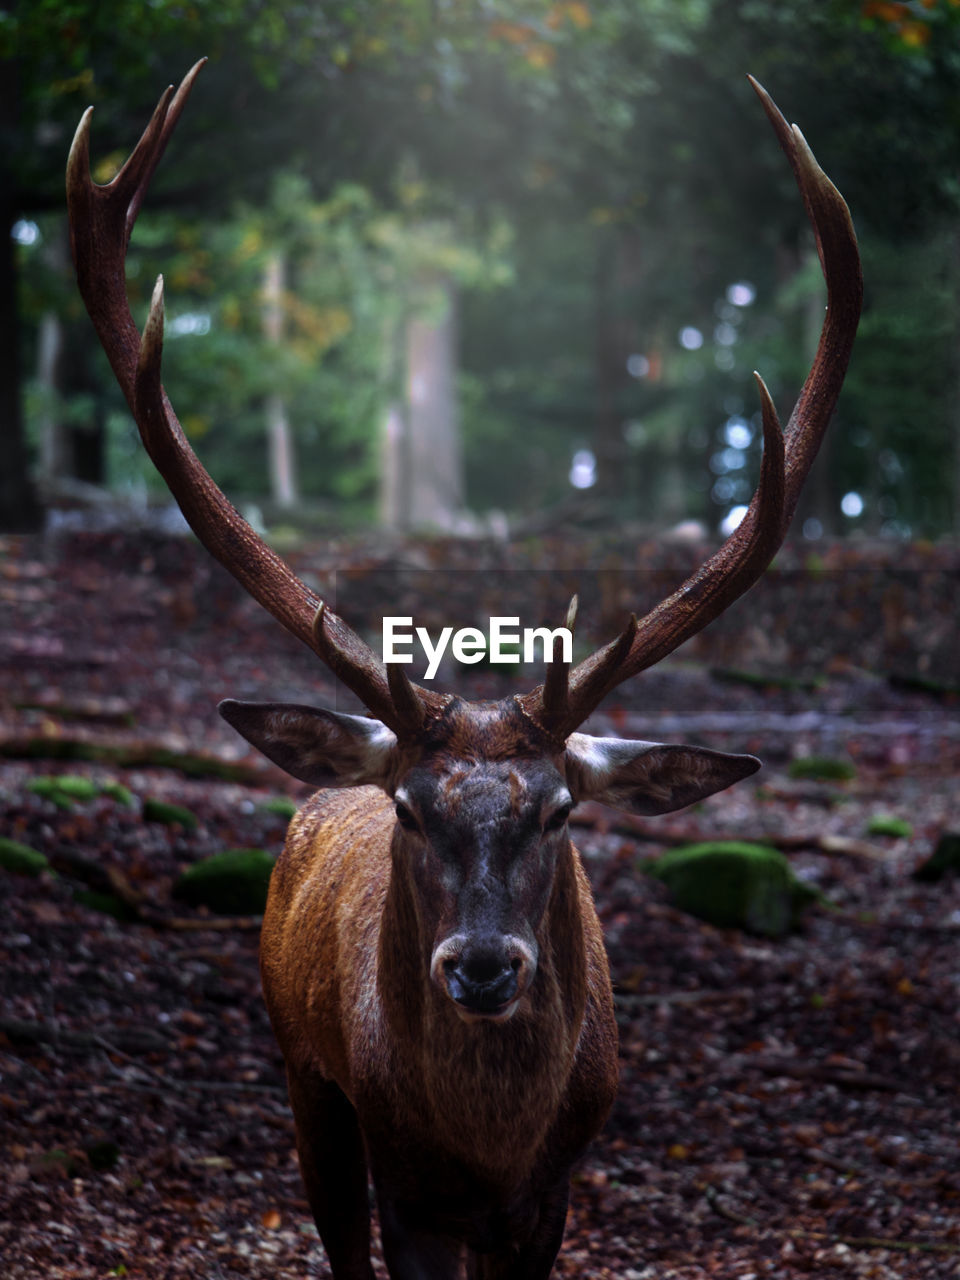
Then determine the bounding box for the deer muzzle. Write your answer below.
[430,935,538,1022]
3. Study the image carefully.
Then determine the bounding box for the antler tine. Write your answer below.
[66,59,207,401]
[539,595,579,727]
[522,78,861,740]
[73,62,433,736]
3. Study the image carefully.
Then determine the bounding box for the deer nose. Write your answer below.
[442,945,525,1014]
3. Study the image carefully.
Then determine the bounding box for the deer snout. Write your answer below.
[430,936,537,1020]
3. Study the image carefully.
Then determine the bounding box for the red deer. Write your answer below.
[67,62,861,1279]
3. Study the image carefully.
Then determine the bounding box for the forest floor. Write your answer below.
[1,528,959,1279]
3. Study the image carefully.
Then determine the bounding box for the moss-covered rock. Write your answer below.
[26,775,134,810]
[173,848,276,915]
[913,832,960,883]
[99,781,134,807]
[260,796,298,819]
[648,841,819,938]
[27,775,100,809]
[29,774,100,800]
[84,1139,121,1171]
[143,798,199,830]
[788,757,856,782]
[0,837,50,877]
[73,889,140,922]
[866,814,912,839]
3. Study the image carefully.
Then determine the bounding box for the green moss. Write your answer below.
[28,776,90,808]
[30,788,76,810]
[29,775,100,800]
[84,1139,121,1171]
[888,672,960,699]
[913,832,960,883]
[712,667,825,693]
[173,848,276,915]
[866,814,912,839]
[788,756,856,782]
[26,775,136,809]
[0,837,49,877]
[73,889,140,922]
[648,841,820,938]
[804,552,826,575]
[143,798,199,829]
[99,781,134,807]
[39,1147,81,1177]
[0,738,261,782]
[260,796,298,819]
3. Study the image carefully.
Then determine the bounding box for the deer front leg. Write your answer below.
[286,1068,375,1280]
[467,1179,569,1280]
[376,1191,465,1279]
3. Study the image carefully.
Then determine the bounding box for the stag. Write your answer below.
[67,62,861,1279]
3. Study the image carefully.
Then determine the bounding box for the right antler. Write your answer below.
[518,77,863,742]
[66,60,442,736]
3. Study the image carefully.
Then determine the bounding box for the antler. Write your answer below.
[518,77,862,741]
[66,60,441,736]
[68,67,859,744]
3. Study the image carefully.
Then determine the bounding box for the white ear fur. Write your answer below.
[565,732,760,816]
[218,700,398,789]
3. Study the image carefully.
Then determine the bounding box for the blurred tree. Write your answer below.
[1,0,555,527]
[458,0,960,535]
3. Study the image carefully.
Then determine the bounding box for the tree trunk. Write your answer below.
[592,230,624,504]
[379,401,408,530]
[0,62,42,531]
[262,250,298,508]
[953,229,960,537]
[36,308,68,479]
[402,273,462,530]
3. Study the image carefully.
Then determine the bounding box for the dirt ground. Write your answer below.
[1,530,958,1278]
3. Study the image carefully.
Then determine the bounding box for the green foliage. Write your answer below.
[649,840,820,937]
[788,756,857,782]
[9,0,960,534]
[173,848,276,915]
[142,798,200,829]
[91,173,512,507]
[0,837,49,877]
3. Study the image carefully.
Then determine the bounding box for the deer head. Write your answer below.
[219,693,758,1019]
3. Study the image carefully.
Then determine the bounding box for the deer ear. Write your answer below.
[564,733,760,816]
[218,700,398,789]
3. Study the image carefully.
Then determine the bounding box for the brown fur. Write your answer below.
[258,701,620,1275]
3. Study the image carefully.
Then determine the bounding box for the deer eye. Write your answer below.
[395,801,420,833]
[543,803,572,834]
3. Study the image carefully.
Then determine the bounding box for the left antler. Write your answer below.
[66,60,442,737]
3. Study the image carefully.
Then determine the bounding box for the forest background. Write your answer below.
[5,0,960,543]
[4,9,960,1276]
